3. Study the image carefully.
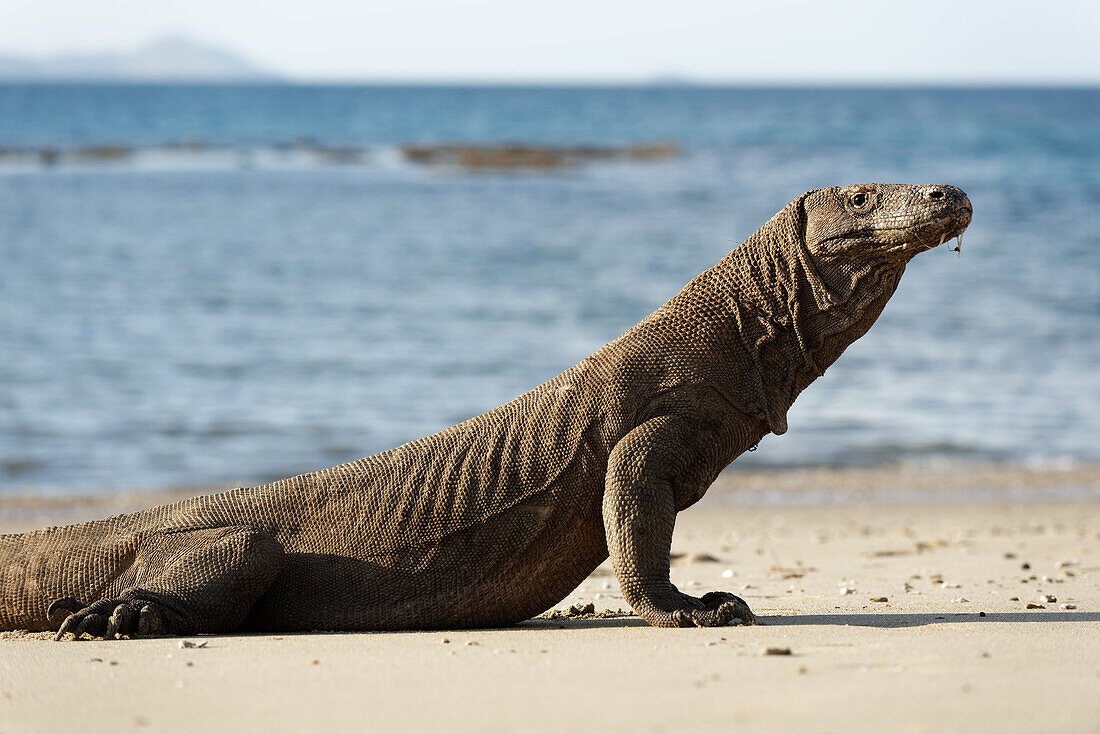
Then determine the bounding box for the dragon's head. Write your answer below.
[801,183,972,265]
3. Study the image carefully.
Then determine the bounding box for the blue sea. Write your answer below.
[0,84,1097,493]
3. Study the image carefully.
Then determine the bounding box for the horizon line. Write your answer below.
[2,77,1099,88]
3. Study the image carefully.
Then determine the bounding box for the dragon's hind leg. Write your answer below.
[51,526,284,640]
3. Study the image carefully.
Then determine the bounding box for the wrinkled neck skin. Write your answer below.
[798,257,903,379]
[677,200,906,433]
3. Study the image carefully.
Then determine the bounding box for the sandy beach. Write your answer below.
[2,463,1098,733]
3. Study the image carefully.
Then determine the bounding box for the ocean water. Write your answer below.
[0,85,1097,493]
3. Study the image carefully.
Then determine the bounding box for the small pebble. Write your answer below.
[952,597,969,603]
[979,611,986,617]
[1038,595,1057,603]
[178,640,207,649]
[839,587,856,596]
[721,569,735,579]
[465,641,478,646]
[1021,562,1030,570]
[1060,604,1077,610]
[762,647,792,656]
[1026,603,1045,609]
[309,659,319,666]
[441,638,450,644]
[1009,596,1020,601]
[870,597,888,602]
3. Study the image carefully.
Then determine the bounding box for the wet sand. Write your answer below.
[2,464,1098,732]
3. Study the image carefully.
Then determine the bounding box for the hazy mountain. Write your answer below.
[0,36,280,82]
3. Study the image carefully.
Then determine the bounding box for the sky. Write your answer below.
[2,0,1099,83]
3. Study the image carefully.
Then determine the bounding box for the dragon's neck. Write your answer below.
[665,199,903,433]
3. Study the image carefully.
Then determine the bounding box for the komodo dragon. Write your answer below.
[0,183,971,640]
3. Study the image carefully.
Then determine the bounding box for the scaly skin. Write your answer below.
[0,183,971,639]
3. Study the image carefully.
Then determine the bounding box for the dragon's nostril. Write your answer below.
[927,189,945,200]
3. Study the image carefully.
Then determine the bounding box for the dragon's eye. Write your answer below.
[850,193,867,207]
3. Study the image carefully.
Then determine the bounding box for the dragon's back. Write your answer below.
[153,361,624,560]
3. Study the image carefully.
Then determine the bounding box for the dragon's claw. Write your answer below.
[46,597,84,622]
[51,597,169,640]
[667,591,756,628]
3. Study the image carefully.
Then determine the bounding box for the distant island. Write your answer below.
[0,36,280,82]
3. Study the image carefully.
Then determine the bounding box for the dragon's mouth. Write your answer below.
[895,203,972,255]
[927,204,972,254]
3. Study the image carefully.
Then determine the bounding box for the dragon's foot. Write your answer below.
[48,596,171,640]
[669,591,756,628]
